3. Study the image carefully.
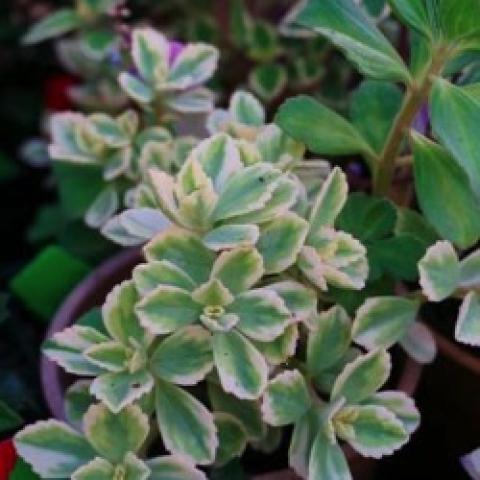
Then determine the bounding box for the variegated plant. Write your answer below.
[17,0,480,478]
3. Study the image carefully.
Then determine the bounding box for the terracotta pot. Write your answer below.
[41,249,423,480]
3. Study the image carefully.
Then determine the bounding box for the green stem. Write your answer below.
[372,45,451,197]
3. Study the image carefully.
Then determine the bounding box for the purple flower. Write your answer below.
[412,103,430,135]
[169,41,185,66]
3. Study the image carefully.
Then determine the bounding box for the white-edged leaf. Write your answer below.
[150,325,213,385]
[85,187,119,228]
[367,391,420,434]
[118,72,154,104]
[455,292,480,346]
[14,420,95,478]
[83,403,149,463]
[334,405,408,458]
[262,370,312,426]
[147,455,207,480]
[43,325,107,376]
[229,90,265,127]
[203,224,259,251]
[212,330,268,400]
[155,380,218,465]
[418,240,460,301]
[90,369,154,413]
[257,212,309,274]
[460,249,480,289]
[399,321,437,364]
[332,349,391,403]
[352,297,419,350]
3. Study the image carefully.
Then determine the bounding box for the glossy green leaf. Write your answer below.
[23,9,81,45]
[295,0,410,82]
[350,81,402,154]
[413,133,480,249]
[431,78,480,196]
[276,96,372,156]
[214,413,247,467]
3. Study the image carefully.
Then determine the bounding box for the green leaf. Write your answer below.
[309,167,348,236]
[295,0,410,82]
[268,281,317,325]
[136,285,201,335]
[132,28,169,83]
[9,459,40,480]
[85,187,118,228]
[394,207,439,248]
[147,456,207,480]
[352,297,419,349]
[118,73,154,103]
[332,349,391,403]
[84,403,148,463]
[249,63,288,102]
[455,292,480,346]
[257,213,309,274]
[230,289,290,342]
[418,240,460,301]
[155,380,218,465]
[387,0,432,38]
[367,391,420,434]
[213,330,268,400]
[350,80,403,154]
[90,369,154,413]
[254,324,299,366]
[71,457,114,480]
[0,400,23,432]
[207,381,265,441]
[65,381,94,430]
[53,162,104,220]
[399,321,437,364]
[84,341,130,372]
[229,0,253,48]
[133,260,196,296]
[145,228,215,284]
[368,234,426,282]
[203,224,260,251]
[150,325,213,385]
[431,78,480,196]
[337,193,396,243]
[168,44,219,90]
[211,247,264,295]
[103,280,148,347]
[43,325,107,376]
[14,420,95,478]
[214,413,248,467]
[262,370,312,426]
[229,91,265,127]
[460,249,480,289]
[335,405,408,458]
[307,306,352,376]
[23,9,81,45]
[275,96,372,156]
[289,410,321,479]
[308,430,352,480]
[412,133,480,249]
[193,279,235,307]
[213,164,281,221]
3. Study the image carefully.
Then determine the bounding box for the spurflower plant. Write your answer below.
[16,0,480,478]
